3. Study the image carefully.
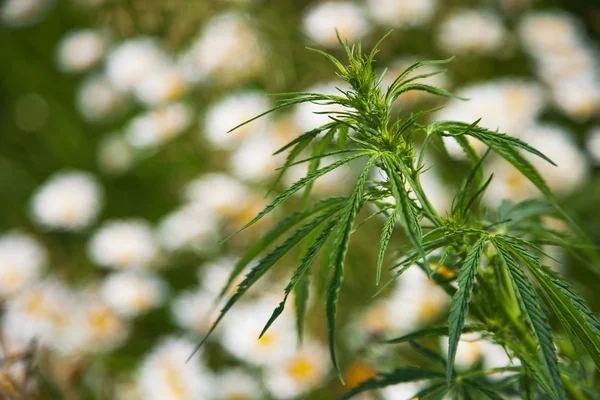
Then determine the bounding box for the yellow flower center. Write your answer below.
[164,365,186,398]
[89,307,118,336]
[257,333,275,348]
[3,271,25,288]
[344,362,376,389]
[287,356,318,383]
[419,299,440,319]
[429,263,455,279]
[362,305,390,333]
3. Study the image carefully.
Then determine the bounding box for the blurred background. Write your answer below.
[1,0,600,399]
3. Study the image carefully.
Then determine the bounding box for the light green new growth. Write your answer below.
[193,33,600,399]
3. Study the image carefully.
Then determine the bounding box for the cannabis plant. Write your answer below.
[194,34,600,399]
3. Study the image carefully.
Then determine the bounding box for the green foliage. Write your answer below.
[194,34,600,399]
[447,236,486,383]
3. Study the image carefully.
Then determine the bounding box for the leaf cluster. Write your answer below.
[191,33,600,399]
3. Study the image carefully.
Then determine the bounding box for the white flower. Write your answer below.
[3,280,77,351]
[171,287,220,335]
[0,232,46,298]
[157,204,219,253]
[484,124,588,205]
[106,38,168,91]
[264,339,329,399]
[381,382,422,400]
[522,125,589,194]
[126,102,192,149]
[302,2,371,48]
[77,74,127,122]
[437,10,507,55]
[367,0,437,28]
[115,381,144,400]
[133,66,188,106]
[101,271,166,317]
[518,11,583,54]
[56,29,107,73]
[434,79,545,159]
[203,91,270,150]
[221,296,296,366]
[229,131,287,182]
[550,78,600,120]
[184,173,249,217]
[178,12,263,85]
[73,293,130,354]
[534,46,597,83]
[1,0,54,27]
[30,170,103,231]
[137,337,213,400]
[97,134,136,175]
[586,127,600,164]
[214,369,263,400]
[88,219,158,269]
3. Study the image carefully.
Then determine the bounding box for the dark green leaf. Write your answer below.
[383,154,424,257]
[342,368,444,399]
[190,207,341,359]
[259,219,337,340]
[219,197,345,298]
[225,151,371,240]
[327,156,377,382]
[493,238,566,400]
[447,236,487,382]
[385,324,487,344]
[376,210,396,285]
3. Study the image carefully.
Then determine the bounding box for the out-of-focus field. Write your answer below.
[0,0,599,399]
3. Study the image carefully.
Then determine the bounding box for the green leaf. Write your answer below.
[273,122,336,156]
[429,246,451,278]
[447,236,487,383]
[409,341,447,368]
[387,153,440,226]
[326,156,378,382]
[189,207,341,359]
[389,83,465,104]
[520,371,537,400]
[306,47,347,75]
[225,151,371,240]
[413,383,451,400]
[452,148,490,218]
[385,324,487,344]
[294,272,310,343]
[385,57,455,102]
[267,126,325,196]
[506,243,600,372]
[393,106,445,142]
[463,379,504,400]
[383,154,424,258]
[302,129,336,205]
[376,210,396,285]
[219,197,346,298]
[341,368,444,399]
[493,238,566,400]
[259,219,337,340]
